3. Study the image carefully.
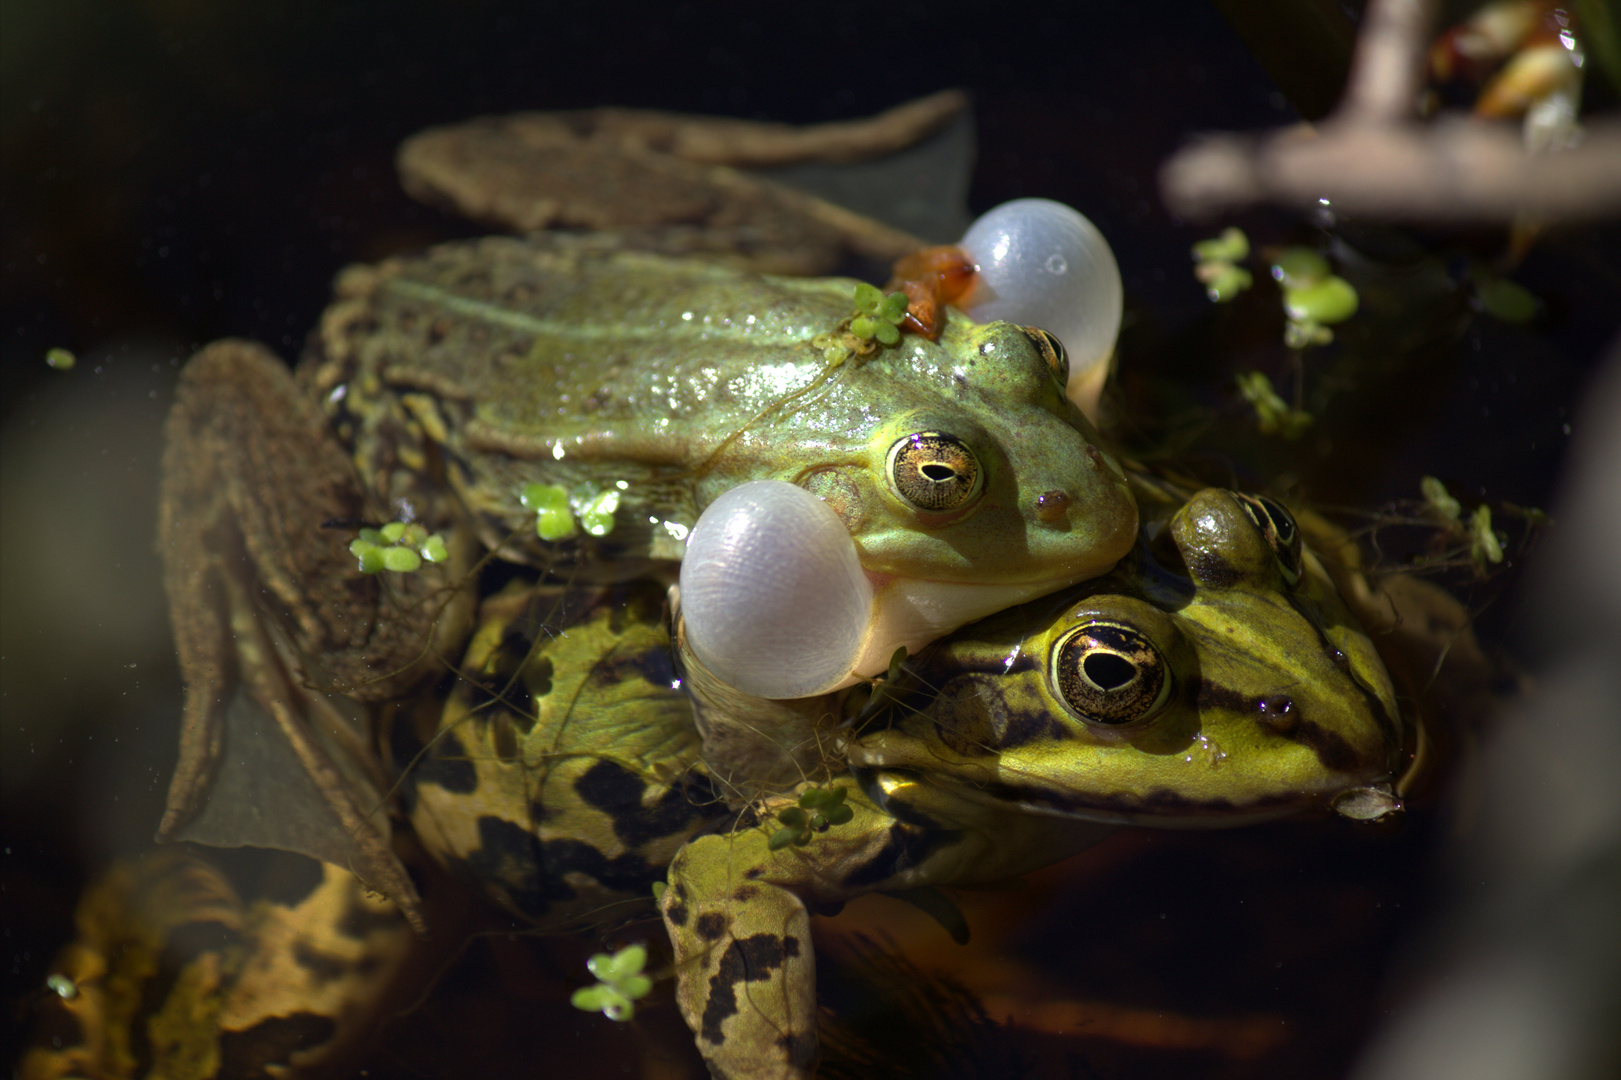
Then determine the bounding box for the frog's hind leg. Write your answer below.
[157,341,466,926]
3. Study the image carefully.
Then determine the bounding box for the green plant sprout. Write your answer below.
[769,785,855,850]
[1236,370,1312,439]
[1191,227,1253,302]
[849,283,909,346]
[1420,476,1463,523]
[521,481,622,541]
[1468,505,1504,567]
[1192,231,1362,347]
[851,645,910,723]
[570,944,653,1022]
[1271,247,1358,348]
[1467,262,1539,324]
[1419,476,1505,572]
[349,521,448,574]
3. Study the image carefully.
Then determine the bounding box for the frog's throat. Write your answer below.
[838,573,1094,687]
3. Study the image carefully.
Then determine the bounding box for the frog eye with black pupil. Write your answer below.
[886,432,983,512]
[1021,327,1069,383]
[1233,492,1304,586]
[1051,621,1169,725]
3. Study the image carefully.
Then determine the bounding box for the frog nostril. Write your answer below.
[1035,490,1071,524]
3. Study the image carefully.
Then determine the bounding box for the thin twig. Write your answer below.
[1161,0,1621,225]
[1343,0,1435,123]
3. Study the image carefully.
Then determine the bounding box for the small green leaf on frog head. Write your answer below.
[421,533,449,563]
[651,880,667,901]
[45,347,76,370]
[1269,247,1330,290]
[1236,370,1312,439]
[777,806,808,828]
[1192,226,1249,264]
[45,974,78,1000]
[1421,476,1462,523]
[849,285,909,345]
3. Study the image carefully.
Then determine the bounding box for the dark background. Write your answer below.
[4,1,1618,1076]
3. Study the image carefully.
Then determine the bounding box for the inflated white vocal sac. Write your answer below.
[959,198,1123,417]
[679,481,873,700]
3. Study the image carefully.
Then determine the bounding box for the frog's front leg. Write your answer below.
[158,341,470,925]
[660,777,1111,1078]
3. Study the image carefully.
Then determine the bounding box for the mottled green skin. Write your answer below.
[33,484,1401,1079]
[852,487,1401,826]
[386,484,1400,1080]
[397,579,726,928]
[309,238,1137,590]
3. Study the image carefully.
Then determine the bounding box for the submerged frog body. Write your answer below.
[659,487,1402,1077]
[27,485,1402,1079]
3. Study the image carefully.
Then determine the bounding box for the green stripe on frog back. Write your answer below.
[383,278,829,347]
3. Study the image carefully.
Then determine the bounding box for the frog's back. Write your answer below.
[315,237,856,446]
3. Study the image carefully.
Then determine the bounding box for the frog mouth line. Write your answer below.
[932,775,1314,828]
[840,572,1099,685]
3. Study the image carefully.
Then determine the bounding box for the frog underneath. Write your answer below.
[26,485,1400,1079]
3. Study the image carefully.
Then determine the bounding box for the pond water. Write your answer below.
[4,2,1618,1077]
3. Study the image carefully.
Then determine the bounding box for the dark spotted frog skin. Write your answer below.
[658,487,1403,1077]
[23,488,1403,1080]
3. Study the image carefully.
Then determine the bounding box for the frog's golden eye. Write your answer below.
[886,432,983,513]
[1021,326,1069,383]
[1232,492,1303,586]
[1051,620,1170,725]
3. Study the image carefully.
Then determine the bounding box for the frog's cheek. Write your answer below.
[680,480,872,699]
[958,198,1123,419]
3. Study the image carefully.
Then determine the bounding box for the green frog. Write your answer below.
[656,485,1402,1078]
[25,483,1401,1079]
[156,241,1138,917]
